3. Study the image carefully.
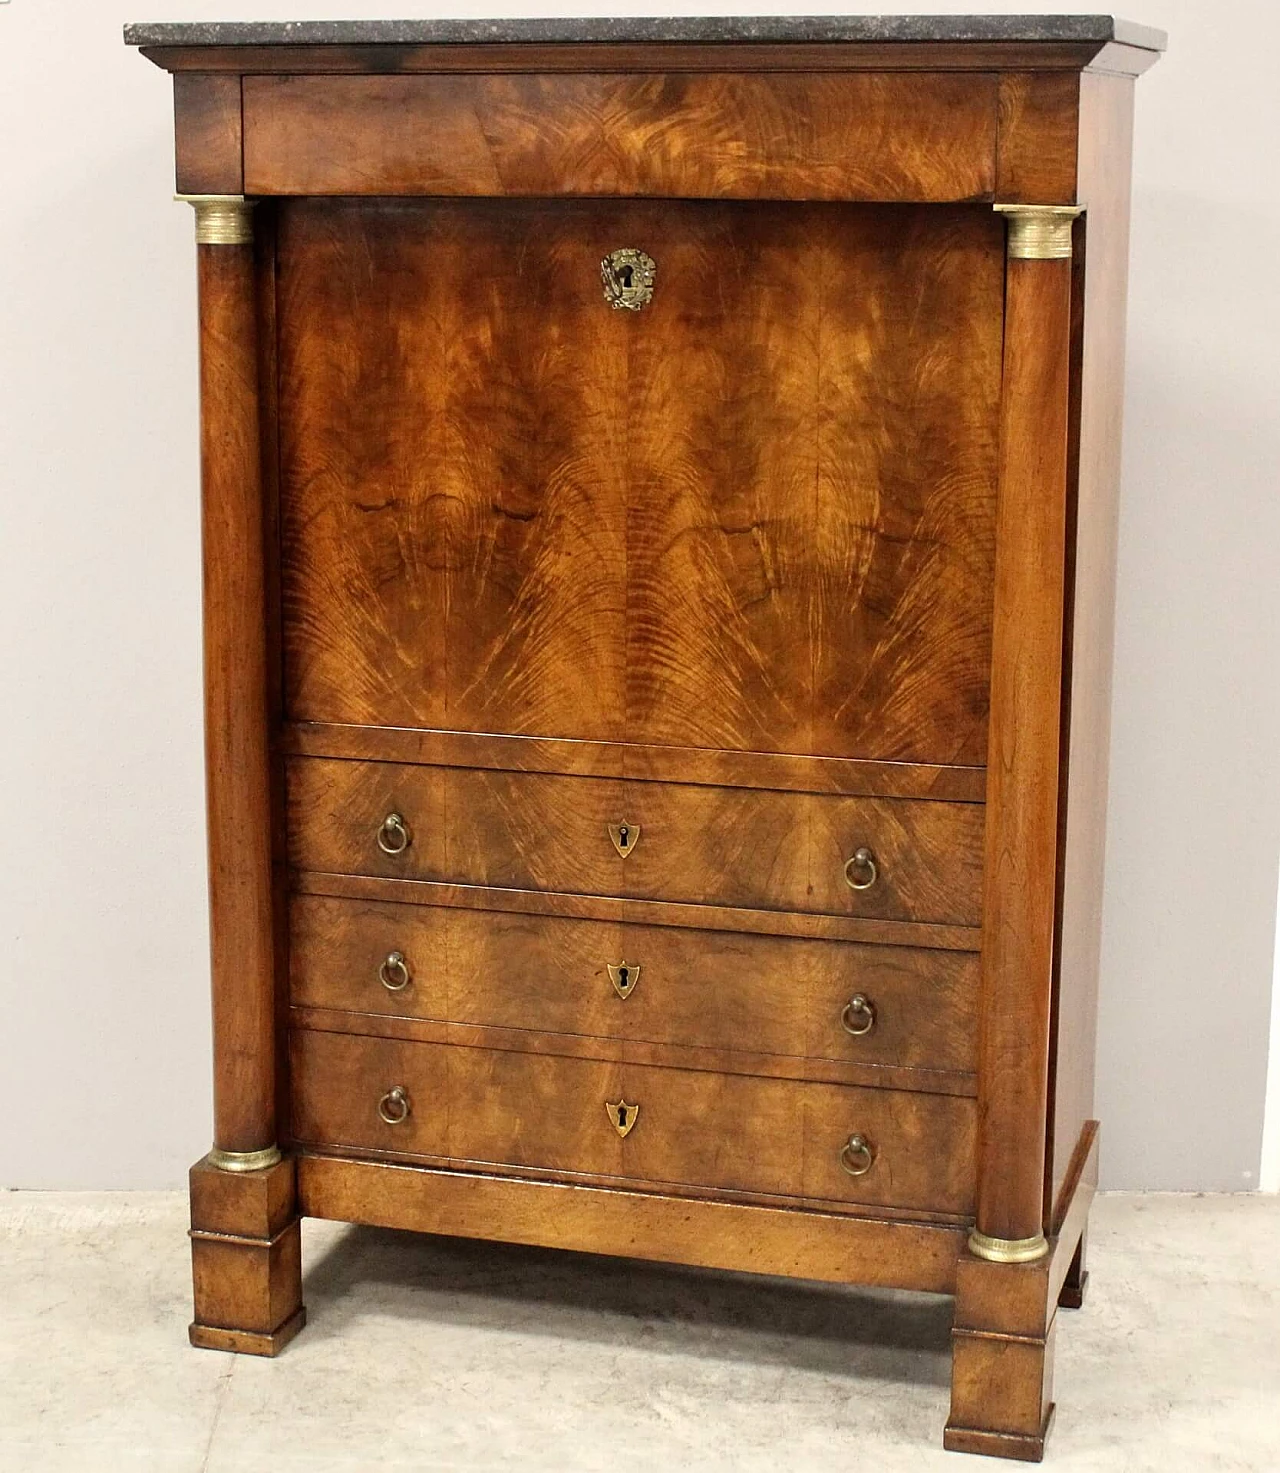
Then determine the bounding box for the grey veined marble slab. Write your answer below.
[123,14,1167,53]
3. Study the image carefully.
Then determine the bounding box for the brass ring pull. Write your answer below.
[839,1133,875,1177]
[378,951,411,991]
[378,1086,411,1125]
[841,994,876,1037]
[377,812,410,855]
[844,847,878,891]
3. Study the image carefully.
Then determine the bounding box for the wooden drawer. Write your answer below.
[290,1027,976,1215]
[290,893,979,1076]
[285,757,984,925]
[246,74,997,201]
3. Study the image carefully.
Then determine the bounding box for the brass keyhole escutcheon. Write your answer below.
[607,962,641,999]
[606,1099,639,1138]
[601,248,656,311]
[609,822,640,858]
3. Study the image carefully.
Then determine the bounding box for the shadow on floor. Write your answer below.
[301,1222,954,1387]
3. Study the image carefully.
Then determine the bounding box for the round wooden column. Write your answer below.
[971,204,1083,1262]
[184,194,279,1174]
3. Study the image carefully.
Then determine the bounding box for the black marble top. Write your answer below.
[124,14,1167,52]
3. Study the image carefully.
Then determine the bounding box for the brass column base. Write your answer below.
[207,1145,283,1174]
[968,1228,1050,1264]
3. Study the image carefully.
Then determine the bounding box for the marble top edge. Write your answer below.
[123,15,1168,53]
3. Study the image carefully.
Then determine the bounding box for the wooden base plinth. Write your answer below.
[944,1406,1055,1462]
[1058,1231,1089,1309]
[945,1122,1098,1460]
[1057,1272,1088,1310]
[190,1306,308,1357]
[188,1153,305,1357]
[946,1315,1056,1462]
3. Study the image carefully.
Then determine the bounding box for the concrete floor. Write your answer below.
[0,1192,1276,1472]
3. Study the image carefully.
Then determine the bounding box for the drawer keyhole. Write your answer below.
[608,962,641,999]
[609,822,640,857]
[601,248,656,311]
[605,1099,639,1138]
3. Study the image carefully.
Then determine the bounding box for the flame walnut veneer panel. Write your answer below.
[278,197,1003,766]
[285,756,985,926]
[290,1028,977,1215]
[288,892,981,1075]
[244,71,996,200]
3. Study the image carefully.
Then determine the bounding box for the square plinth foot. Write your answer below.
[946,1253,1057,1461]
[190,1305,307,1357]
[188,1153,305,1356]
[1058,1232,1089,1310]
[944,1405,1055,1462]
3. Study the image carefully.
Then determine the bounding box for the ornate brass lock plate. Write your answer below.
[606,1100,640,1138]
[601,248,656,311]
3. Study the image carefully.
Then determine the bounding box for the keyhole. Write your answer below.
[617,264,634,289]
[617,1105,628,1129]
[618,825,630,849]
[618,966,629,988]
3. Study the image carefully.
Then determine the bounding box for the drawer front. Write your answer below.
[290,1028,976,1215]
[286,757,984,925]
[278,197,1001,768]
[290,893,979,1075]
[248,74,996,201]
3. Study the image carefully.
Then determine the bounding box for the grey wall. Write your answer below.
[1091,0,1280,1189]
[1,0,1277,1190]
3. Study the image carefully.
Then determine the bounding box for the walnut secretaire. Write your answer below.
[128,15,1164,1460]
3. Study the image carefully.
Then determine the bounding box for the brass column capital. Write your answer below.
[968,1228,1050,1264]
[177,193,256,246]
[993,204,1084,261]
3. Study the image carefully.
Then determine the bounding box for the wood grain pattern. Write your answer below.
[197,238,278,1158]
[288,892,980,1075]
[285,756,985,925]
[291,1004,977,1098]
[245,72,996,201]
[974,250,1076,1246]
[279,198,1002,765]
[994,72,1080,204]
[1046,74,1136,1216]
[283,721,988,802]
[298,1153,967,1294]
[188,1155,304,1356]
[296,869,983,953]
[290,1027,976,1214]
[174,74,243,195]
[944,1121,1097,1456]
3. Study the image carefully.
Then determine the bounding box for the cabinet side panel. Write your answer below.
[1049,72,1135,1212]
